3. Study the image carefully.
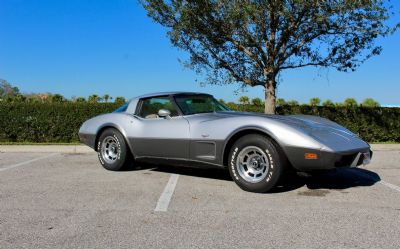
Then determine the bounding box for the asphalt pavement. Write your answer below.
[0,145,399,249]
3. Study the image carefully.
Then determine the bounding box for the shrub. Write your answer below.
[0,102,120,143]
[0,102,399,143]
[231,104,400,143]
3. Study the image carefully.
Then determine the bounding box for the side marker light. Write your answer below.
[305,153,318,159]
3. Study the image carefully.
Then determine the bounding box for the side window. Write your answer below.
[138,97,178,119]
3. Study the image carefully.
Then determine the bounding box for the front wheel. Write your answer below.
[228,134,285,193]
[97,128,132,171]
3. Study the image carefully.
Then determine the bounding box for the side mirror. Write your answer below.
[158,109,171,119]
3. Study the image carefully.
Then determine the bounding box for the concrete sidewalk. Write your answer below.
[0,145,94,153]
[0,144,399,153]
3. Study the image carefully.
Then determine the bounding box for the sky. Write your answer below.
[0,0,399,104]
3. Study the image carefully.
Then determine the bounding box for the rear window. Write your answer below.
[113,104,128,113]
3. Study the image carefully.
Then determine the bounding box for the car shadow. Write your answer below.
[271,168,381,193]
[123,162,232,180]
[127,163,381,193]
[150,164,232,181]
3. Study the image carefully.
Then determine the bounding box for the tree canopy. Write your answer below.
[141,0,398,113]
[362,97,380,107]
[309,97,321,106]
[0,79,20,98]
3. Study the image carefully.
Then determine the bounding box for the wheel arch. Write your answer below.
[94,124,135,157]
[222,127,288,168]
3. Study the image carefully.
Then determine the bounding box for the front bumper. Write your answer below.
[284,146,372,171]
[78,132,96,150]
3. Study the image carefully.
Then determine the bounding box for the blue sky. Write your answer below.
[1,0,399,104]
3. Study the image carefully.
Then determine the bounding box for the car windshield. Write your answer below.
[174,94,230,115]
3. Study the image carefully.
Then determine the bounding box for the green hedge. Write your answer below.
[235,104,400,143]
[0,102,399,143]
[0,103,120,143]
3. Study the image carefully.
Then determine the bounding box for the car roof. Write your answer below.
[125,91,212,113]
[130,91,211,101]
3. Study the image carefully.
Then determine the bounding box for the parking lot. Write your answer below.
[1,145,400,249]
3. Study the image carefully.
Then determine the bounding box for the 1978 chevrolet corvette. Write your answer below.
[79,92,372,192]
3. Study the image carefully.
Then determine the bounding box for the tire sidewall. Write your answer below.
[228,135,282,193]
[97,128,127,171]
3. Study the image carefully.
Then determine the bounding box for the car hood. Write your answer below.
[187,111,362,148]
[196,111,351,132]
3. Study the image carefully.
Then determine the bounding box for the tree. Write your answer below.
[226,102,237,110]
[276,98,286,106]
[141,0,398,114]
[0,79,19,98]
[114,97,126,105]
[50,94,65,103]
[361,98,380,107]
[309,97,321,106]
[239,96,250,105]
[343,98,358,107]
[103,94,112,103]
[218,98,227,105]
[335,102,343,107]
[287,100,299,106]
[251,97,263,106]
[322,99,335,107]
[88,94,101,103]
[75,97,86,103]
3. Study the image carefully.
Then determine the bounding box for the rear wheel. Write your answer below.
[97,128,132,171]
[228,134,285,193]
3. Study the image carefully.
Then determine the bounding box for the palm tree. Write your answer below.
[114,97,126,105]
[276,98,286,106]
[287,100,299,106]
[75,97,86,103]
[322,99,335,107]
[343,98,358,107]
[103,94,112,103]
[88,94,100,103]
[361,98,380,107]
[309,97,321,106]
[239,96,250,105]
[51,94,65,102]
[251,97,263,106]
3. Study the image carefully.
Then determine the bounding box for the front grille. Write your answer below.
[334,153,358,167]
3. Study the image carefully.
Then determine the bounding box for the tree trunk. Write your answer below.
[264,78,276,114]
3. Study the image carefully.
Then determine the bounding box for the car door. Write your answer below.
[132,96,190,159]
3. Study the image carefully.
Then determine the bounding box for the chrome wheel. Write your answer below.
[101,136,119,164]
[236,146,270,183]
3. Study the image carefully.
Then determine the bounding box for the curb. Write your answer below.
[0,145,94,154]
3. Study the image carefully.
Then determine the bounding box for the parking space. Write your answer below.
[0,152,55,170]
[0,149,400,248]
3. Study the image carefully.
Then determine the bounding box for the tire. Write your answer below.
[96,128,132,171]
[228,134,285,193]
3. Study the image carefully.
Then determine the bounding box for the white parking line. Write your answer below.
[154,174,180,212]
[380,180,400,193]
[355,170,400,193]
[0,153,58,172]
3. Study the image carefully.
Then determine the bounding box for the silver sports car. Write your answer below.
[79,92,372,192]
